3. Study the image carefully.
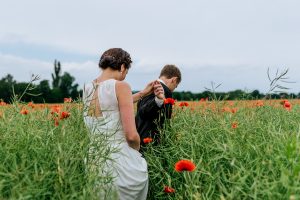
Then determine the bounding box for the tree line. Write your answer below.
[0,60,81,103]
[0,61,299,103]
[172,89,300,101]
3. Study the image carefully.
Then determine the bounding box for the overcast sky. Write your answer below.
[1,0,299,93]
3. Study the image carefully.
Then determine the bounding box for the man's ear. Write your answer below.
[171,77,178,83]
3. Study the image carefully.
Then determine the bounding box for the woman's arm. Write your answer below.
[132,80,164,103]
[132,90,146,103]
[132,81,154,103]
[116,81,140,150]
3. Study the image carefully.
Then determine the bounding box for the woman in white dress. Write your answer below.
[83,48,163,200]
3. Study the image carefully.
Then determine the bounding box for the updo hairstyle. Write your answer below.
[98,48,132,71]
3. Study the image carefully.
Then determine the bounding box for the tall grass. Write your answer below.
[1,99,300,199]
[144,100,300,199]
[0,102,115,199]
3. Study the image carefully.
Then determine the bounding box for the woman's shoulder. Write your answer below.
[115,81,132,99]
[115,80,131,90]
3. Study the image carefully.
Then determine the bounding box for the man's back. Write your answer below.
[135,83,173,147]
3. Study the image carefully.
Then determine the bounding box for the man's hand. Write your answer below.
[154,80,165,99]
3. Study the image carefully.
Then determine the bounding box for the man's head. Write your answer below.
[159,64,181,92]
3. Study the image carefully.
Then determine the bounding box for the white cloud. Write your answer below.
[0,53,52,81]
[0,0,300,93]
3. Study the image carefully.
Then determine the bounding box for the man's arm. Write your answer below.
[137,80,166,119]
[137,94,162,120]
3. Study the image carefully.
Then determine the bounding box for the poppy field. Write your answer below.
[0,100,115,199]
[144,99,300,199]
[1,98,300,199]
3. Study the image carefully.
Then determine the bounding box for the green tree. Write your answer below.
[60,72,79,99]
[13,82,31,102]
[52,60,61,88]
[251,90,262,99]
[48,87,63,103]
[0,74,16,102]
[228,90,246,100]
[49,60,80,102]
[36,80,51,102]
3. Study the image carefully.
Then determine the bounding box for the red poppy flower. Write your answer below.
[175,159,196,172]
[254,100,264,107]
[221,107,231,113]
[143,137,153,144]
[0,101,6,106]
[179,102,189,107]
[164,186,175,193]
[164,98,175,105]
[231,108,238,113]
[27,102,35,108]
[199,98,206,102]
[60,111,71,119]
[231,122,238,129]
[280,99,288,105]
[64,98,72,103]
[20,108,29,115]
[283,101,292,111]
[51,105,61,115]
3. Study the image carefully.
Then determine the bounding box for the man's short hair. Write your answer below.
[159,64,181,83]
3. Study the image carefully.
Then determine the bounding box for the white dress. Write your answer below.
[83,79,148,200]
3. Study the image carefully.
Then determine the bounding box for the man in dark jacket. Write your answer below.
[135,64,181,148]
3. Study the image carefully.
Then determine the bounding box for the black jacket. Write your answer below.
[135,83,173,147]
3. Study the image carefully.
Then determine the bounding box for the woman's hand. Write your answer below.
[140,81,155,97]
[132,81,155,103]
[132,80,165,103]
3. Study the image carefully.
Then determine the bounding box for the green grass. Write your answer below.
[0,103,115,199]
[1,100,300,199]
[144,101,300,199]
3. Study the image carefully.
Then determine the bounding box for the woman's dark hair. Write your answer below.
[98,48,132,70]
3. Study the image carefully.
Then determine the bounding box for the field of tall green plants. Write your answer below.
[0,102,116,199]
[145,100,300,199]
[0,99,300,199]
